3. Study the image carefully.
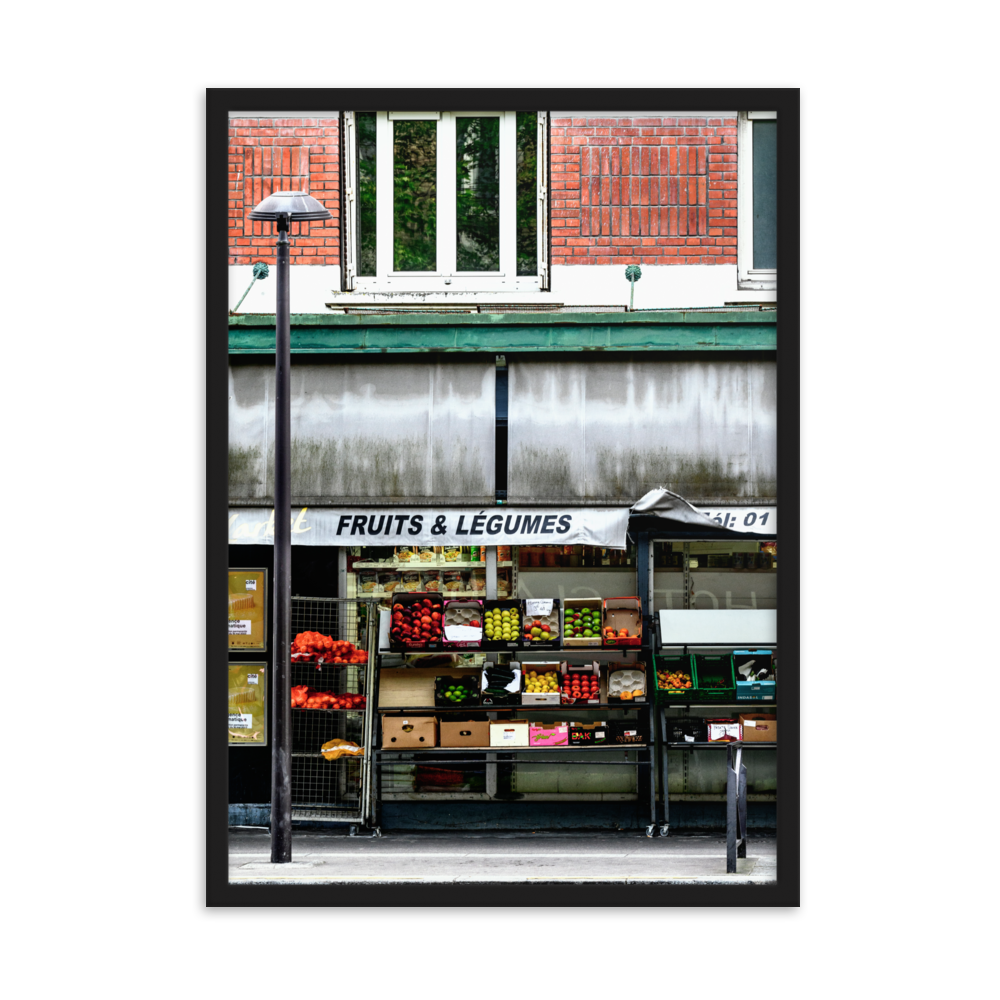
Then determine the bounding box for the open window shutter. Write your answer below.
[538,111,549,289]
[342,110,358,290]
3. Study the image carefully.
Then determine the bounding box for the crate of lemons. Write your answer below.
[523,669,559,694]
[483,603,522,647]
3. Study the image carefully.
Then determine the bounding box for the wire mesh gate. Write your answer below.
[289,597,377,826]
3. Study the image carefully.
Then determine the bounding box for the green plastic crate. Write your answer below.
[652,652,697,704]
[693,654,736,703]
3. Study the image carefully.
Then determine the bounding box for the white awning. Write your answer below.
[228,505,630,548]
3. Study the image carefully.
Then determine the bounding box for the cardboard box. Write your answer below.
[705,718,740,742]
[739,714,777,742]
[608,720,648,745]
[603,597,642,647]
[608,664,647,704]
[442,599,484,649]
[569,721,609,745]
[529,722,569,747]
[562,598,603,647]
[439,719,491,748]
[490,719,530,747]
[560,661,601,705]
[521,661,563,705]
[382,716,438,749]
[481,662,522,706]
[522,598,561,650]
[378,666,478,708]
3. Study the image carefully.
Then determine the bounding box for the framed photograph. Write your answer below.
[228,568,267,651]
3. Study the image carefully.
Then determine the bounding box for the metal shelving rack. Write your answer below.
[650,614,777,837]
[369,642,659,836]
[287,597,378,829]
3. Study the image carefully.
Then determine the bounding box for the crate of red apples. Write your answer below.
[389,593,445,651]
[291,631,369,666]
[291,685,367,711]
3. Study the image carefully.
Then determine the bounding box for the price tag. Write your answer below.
[526,599,554,616]
[229,713,253,729]
[247,673,259,685]
[245,579,257,591]
[229,620,252,635]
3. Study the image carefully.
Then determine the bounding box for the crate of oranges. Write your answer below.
[653,653,697,704]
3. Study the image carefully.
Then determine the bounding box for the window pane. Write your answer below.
[356,112,377,277]
[456,117,500,271]
[393,119,437,271]
[752,120,777,269]
[516,112,538,276]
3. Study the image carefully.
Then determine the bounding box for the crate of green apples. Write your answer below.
[562,598,603,647]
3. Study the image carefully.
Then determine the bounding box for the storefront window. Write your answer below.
[652,540,777,612]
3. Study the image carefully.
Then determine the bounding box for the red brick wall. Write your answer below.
[228,117,340,266]
[549,116,737,266]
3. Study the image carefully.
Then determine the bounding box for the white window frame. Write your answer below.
[737,110,777,291]
[343,110,548,293]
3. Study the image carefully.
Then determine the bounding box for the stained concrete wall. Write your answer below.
[507,358,776,503]
[229,360,495,503]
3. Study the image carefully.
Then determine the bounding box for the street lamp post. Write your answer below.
[247,191,332,863]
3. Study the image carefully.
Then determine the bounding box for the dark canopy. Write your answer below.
[627,488,775,539]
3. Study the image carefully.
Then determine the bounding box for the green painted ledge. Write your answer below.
[228,310,777,354]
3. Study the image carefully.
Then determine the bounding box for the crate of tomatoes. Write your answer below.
[652,653,696,704]
[560,662,601,705]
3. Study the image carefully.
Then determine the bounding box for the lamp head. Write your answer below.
[247,190,332,222]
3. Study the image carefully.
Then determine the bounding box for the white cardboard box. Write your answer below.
[705,719,741,742]
[490,719,530,747]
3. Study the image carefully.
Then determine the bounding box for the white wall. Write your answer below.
[229,263,775,314]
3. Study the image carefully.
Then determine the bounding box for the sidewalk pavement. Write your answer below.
[229,829,777,885]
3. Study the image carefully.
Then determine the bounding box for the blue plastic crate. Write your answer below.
[734,649,776,702]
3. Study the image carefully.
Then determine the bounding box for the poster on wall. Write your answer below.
[228,663,267,746]
[228,568,267,651]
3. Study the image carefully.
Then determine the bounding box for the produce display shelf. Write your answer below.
[292,707,367,714]
[353,561,510,570]
[380,590,488,599]
[661,703,779,709]
[517,565,639,572]
[517,646,650,658]
[680,568,777,574]
[377,703,647,713]
[665,741,777,748]
[376,747,648,756]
